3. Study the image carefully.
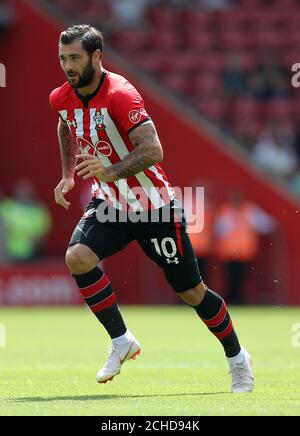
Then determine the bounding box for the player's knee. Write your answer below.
[178,281,207,306]
[65,244,98,274]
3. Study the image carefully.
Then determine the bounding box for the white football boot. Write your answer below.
[228,347,254,393]
[96,333,141,384]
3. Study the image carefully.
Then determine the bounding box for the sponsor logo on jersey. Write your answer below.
[96,140,112,157]
[128,108,147,124]
[76,137,112,158]
[76,137,92,154]
[93,111,106,130]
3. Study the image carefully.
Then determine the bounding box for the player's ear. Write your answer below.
[93,49,102,63]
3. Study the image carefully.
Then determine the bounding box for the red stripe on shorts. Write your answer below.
[174,221,184,257]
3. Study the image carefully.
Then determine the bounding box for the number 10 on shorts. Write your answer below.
[151,237,177,258]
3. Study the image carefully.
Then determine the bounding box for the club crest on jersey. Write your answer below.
[93,111,106,130]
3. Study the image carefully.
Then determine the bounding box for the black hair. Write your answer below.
[59,25,104,54]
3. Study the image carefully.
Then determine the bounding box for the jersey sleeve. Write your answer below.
[110,86,151,134]
[49,87,67,123]
[49,87,61,114]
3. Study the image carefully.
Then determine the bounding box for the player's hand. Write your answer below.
[54,178,75,210]
[75,154,114,182]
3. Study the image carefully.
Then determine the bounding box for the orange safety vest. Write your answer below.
[215,203,259,261]
[188,206,213,257]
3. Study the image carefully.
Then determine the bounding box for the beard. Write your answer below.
[67,57,95,89]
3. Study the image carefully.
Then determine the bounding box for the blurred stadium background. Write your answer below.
[1,0,300,308]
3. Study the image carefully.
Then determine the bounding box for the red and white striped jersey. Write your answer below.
[49,70,174,211]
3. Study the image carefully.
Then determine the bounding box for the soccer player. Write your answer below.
[50,25,254,392]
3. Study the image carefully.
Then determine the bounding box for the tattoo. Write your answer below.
[58,119,78,178]
[107,123,163,181]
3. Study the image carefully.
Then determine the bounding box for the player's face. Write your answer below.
[59,40,95,88]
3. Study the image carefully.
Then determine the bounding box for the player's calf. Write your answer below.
[71,262,127,339]
[179,284,241,358]
[177,281,206,306]
[176,282,254,392]
[66,243,141,384]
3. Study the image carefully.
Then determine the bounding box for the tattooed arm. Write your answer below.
[75,122,163,183]
[108,122,163,179]
[54,118,78,209]
[58,118,78,178]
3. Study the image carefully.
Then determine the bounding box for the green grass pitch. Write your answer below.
[0,306,300,416]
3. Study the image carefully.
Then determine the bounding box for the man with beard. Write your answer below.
[49,25,254,392]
